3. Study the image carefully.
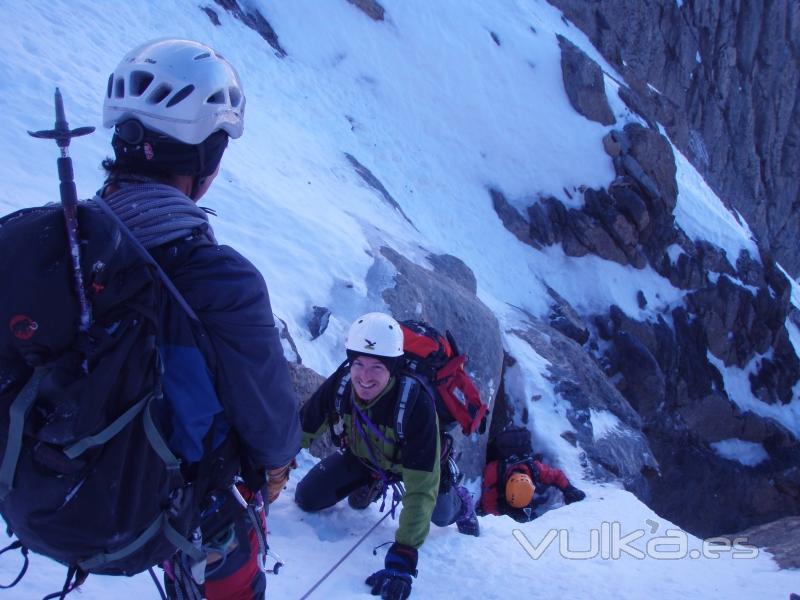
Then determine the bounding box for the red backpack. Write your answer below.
[399,320,488,436]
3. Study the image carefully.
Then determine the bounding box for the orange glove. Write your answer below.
[266,459,297,503]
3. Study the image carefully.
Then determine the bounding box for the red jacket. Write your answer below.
[480,458,570,520]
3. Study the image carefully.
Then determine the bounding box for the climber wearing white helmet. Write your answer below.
[296,312,478,600]
[99,39,299,600]
[101,38,245,199]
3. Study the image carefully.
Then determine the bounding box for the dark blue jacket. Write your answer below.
[150,229,300,470]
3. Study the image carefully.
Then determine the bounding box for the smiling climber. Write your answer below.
[295,312,478,600]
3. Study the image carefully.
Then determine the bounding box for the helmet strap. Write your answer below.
[189,175,206,201]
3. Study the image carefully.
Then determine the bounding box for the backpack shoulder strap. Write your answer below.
[328,361,352,447]
[331,359,352,418]
[393,375,421,447]
[334,371,351,417]
[393,371,441,449]
[0,368,46,500]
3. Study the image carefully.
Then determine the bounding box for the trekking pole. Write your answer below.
[298,510,394,600]
[28,88,95,332]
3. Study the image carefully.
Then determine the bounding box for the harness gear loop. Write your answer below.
[0,540,29,590]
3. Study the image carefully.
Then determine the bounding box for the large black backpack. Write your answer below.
[0,199,232,583]
[489,425,534,463]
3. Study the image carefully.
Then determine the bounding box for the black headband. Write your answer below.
[346,350,404,374]
[111,119,229,178]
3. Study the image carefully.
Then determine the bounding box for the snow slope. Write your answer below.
[5,456,796,599]
[0,0,797,598]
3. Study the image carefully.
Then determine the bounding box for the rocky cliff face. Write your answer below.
[492,46,800,535]
[547,0,800,278]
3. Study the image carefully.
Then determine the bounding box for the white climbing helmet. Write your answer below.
[103,38,245,145]
[345,313,404,358]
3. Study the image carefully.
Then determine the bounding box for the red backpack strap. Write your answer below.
[479,460,502,516]
[435,354,463,379]
[435,356,488,435]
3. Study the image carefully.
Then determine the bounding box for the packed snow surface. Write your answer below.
[2,457,795,599]
[673,146,759,266]
[709,353,800,437]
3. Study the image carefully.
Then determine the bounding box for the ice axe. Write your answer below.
[28,88,95,332]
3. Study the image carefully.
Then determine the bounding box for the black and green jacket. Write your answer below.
[300,369,440,549]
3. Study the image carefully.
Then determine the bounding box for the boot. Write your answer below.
[454,485,480,537]
[348,479,384,510]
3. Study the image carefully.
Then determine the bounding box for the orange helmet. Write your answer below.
[505,472,535,508]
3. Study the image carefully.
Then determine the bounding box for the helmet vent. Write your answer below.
[206,90,226,105]
[147,83,173,104]
[167,85,195,107]
[229,87,243,108]
[129,71,154,97]
[103,39,245,142]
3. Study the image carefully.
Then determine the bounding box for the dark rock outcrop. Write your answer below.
[644,435,800,538]
[546,286,589,345]
[547,0,800,277]
[287,362,331,458]
[490,188,537,247]
[307,306,331,340]
[346,0,385,21]
[275,315,301,364]
[344,153,416,229]
[618,124,677,213]
[498,125,677,271]
[724,516,800,570]
[201,6,221,26]
[600,301,800,538]
[426,253,478,296]
[557,34,616,126]
[213,0,286,57]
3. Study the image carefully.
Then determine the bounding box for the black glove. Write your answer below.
[365,542,417,599]
[563,484,586,505]
[366,570,412,600]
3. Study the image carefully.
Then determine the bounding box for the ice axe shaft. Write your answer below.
[28,88,95,332]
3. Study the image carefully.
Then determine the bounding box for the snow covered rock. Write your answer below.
[548,0,800,277]
[503,317,658,496]
[212,0,286,57]
[602,298,800,537]
[490,97,799,537]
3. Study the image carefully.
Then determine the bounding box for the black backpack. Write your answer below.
[489,425,534,463]
[0,199,235,585]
